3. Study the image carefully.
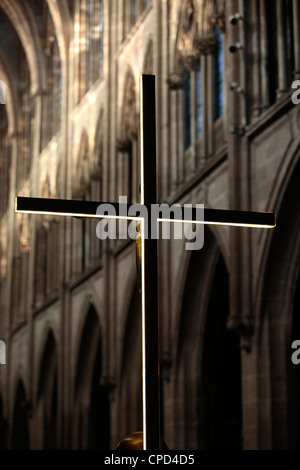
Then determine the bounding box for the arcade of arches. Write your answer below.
[0,0,300,450]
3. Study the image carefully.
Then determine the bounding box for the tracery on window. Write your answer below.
[123,0,152,40]
[77,0,104,103]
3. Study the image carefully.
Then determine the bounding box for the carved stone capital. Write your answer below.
[90,165,102,181]
[227,315,254,353]
[160,353,172,382]
[194,34,217,56]
[99,376,116,401]
[182,53,200,71]
[167,73,183,91]
[213,14,226,34]
[212,0,226,33]
[116,138,131,153]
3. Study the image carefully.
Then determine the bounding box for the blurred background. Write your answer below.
[0,0,299,450]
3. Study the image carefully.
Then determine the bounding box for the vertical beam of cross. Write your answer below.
[140,75,160,450]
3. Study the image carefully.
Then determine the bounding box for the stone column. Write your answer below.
[293,0,300,79]
[259,0,269,109]
[249,0,261,119]
[276,0,287,98]
[167,73,182,192]
[226,0,259,451]
[4,130,19,429]
[26,89,44,449]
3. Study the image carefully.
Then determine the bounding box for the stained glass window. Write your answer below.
[195,62,202,139]
[212,28,224,121]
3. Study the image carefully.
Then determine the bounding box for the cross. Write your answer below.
[15,75,276,450]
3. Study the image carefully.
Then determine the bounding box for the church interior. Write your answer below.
[0,0,300,450]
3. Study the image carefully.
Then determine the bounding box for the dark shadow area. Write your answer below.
[202,256,242,449]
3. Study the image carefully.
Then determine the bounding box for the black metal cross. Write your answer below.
[15,75,275,450]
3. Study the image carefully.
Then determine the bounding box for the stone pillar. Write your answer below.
[158,0,170,199]
[293,0,300,79]
[226,0,259,450]
[26,89,44,449]
[249,0,261,119]
[276,0,287,98]
[259,0,269,109]
[4,130,18,430]
[167,73,182,192]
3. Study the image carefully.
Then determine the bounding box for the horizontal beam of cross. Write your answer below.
[15,197,276,228]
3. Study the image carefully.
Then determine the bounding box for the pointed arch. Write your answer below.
[73,303,110,449]
[0,56,12,218]
[257,156,300,449]
[37,329,58,449]
[45,0,71,64]
[0,46,17,135]
[172,227,241,449]
[0,393,7,449]
[173,226,229,361]
[41,4,63,147]
[174,228,221,366]
[143,39,153,74]
[74,129,90,196]
[118,279,142,442]
[200,256,242,449]
[117,68,139,203]
[93,108,104,175]
[0,0,46,94]
[121,68,138,141]
[255,136,300,310]
[11,380,30,450]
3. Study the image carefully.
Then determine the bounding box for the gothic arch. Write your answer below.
[45,0,71,64]
[36,330,58,449]
[11,380,30,449]
[0,0,46,94]
[200,255,241,449]
[117,278,142,442]
[172,227,241,449]
[173,225,229,363]
[173,228,221,366]
[257,155,300,449]
[11,370,29,414]
[74,129,90,195]
[35,324,59,400]
[0,392,7,449]
[72,302,110,449]
[72,298,104,389]
[93,108,104,174]
[121,68,138,141]
[117,67,139,202]
[117,268,138,382]
[143,39,153,74]
[255,138,300,310]
[0,46,17,135]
